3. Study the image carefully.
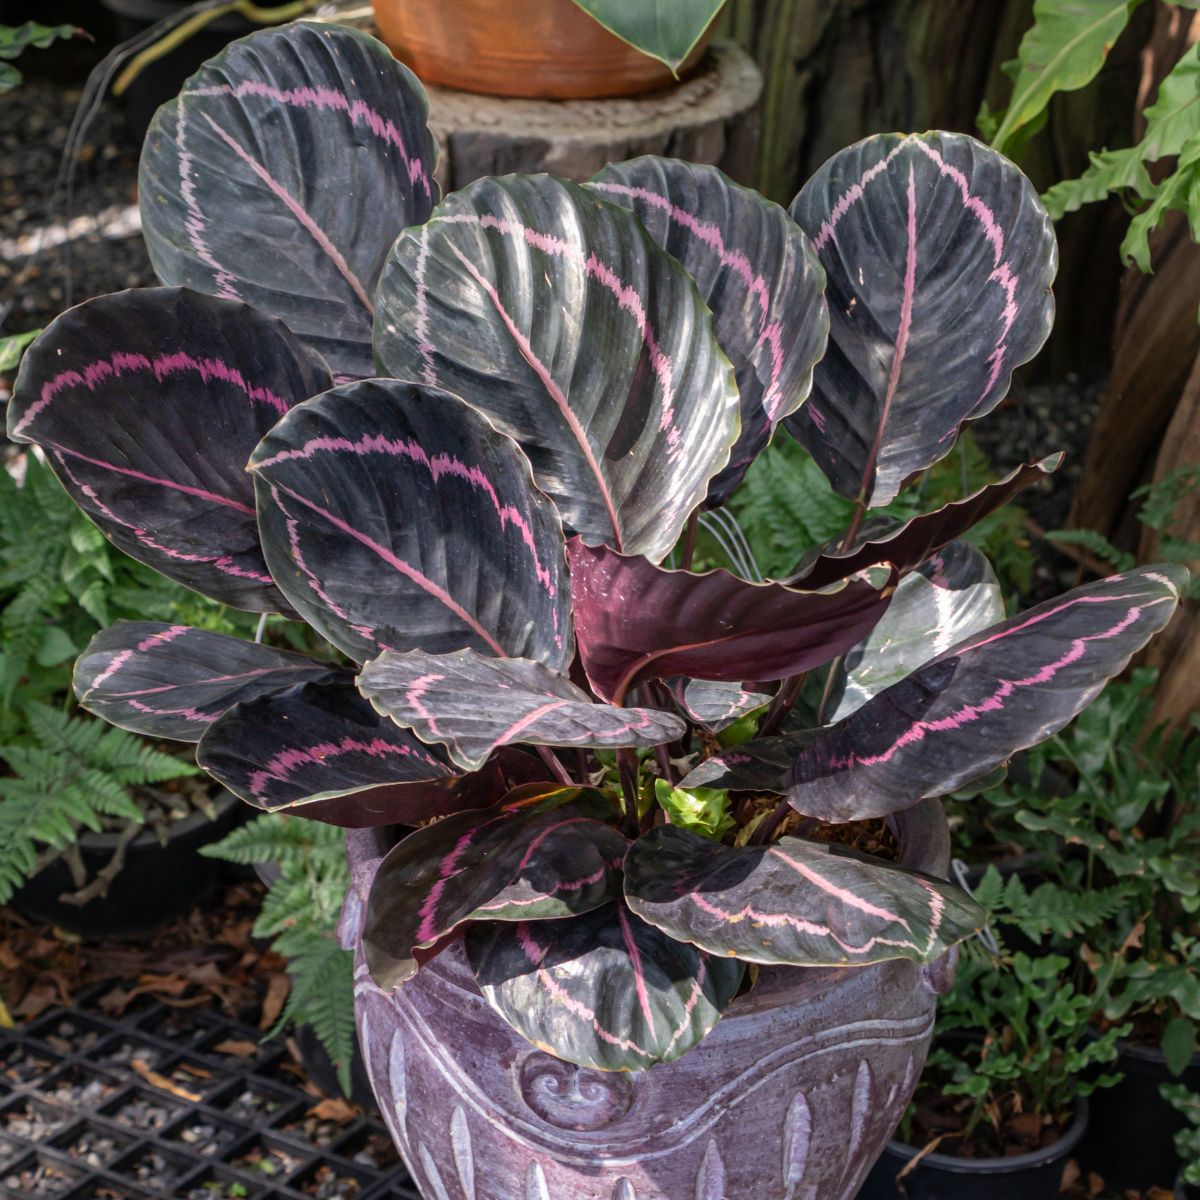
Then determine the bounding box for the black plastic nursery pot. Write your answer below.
[1082,1039,1200,1190]
[855,1102,1088,1200]
[11,789,244,939]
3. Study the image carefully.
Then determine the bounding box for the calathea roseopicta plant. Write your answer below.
[5,21,1187,1073]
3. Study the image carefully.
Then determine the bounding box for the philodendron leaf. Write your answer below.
[668,678,772,731]
[195,678,494,827]
[787,455,1061,588]
[570,1,724,72]
[374,173,739,562]
[358,649,685,772]
[828,541,1005,721]
[139,22,437,378]
[466,901,744,1072]
[624,825,984,967]
[250,379,572,669]
[786,565,1187,820]
[7,288,331,611]
[787,132,1057,507]
[567,538,895,703]
[363,786,624,989]
[73,621,336,742]
[589,156,828,505]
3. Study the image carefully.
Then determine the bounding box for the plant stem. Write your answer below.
[617,748,641,837]
[653,740,677,785]
[840,496,868,553]
[815,654,844,724]
[536,746,575,787]
[758,673,806,737]
[679,510,699,570]
[752,796,794,845]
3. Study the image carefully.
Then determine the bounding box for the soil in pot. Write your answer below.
[1082,1038,1200,1190]
[371,0,715,99]
[11,787,245,939]
[856,1100,1088,1200]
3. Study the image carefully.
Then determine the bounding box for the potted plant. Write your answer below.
[859,873,1125,1200]
[7,20,1186,1197]
[371,0,725,98]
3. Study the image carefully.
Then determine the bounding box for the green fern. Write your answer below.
[1045,527,1137,572]
[0,702,198,903]
[204,814,356,1094]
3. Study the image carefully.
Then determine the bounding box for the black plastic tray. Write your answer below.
[0,988,421,1199]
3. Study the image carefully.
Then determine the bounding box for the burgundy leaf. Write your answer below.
[466,901,744,1072]
[73,621,336,742]
[624,825,984,967]
[358,648,685,772]
[194,678,499,828]
[363,786,624,989]
[667,678,772,731]
[785,566,1186,819]
[589,156,828,505]
[139,22,437,378]
[786,455,1060,589]
[786,132,1057,506]
[567,538,896,703]
[373,173,740,562]
[678,729,820,793]
[250,379,572,668]
[7,288,331,611]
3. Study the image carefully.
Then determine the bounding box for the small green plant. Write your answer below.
[0,702,199,905]
[0,22,81,92]
[202,815,356,1095]
[1165,1081,1200,1187]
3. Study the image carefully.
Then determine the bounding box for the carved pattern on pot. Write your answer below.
[451,1106,476,1198]
[782,1089,812,1200]
[696,1138,726,1199]
[518,1053,637,1131]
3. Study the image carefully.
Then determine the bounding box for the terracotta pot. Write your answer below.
[370,0,716,99]
[339,799,955,1199]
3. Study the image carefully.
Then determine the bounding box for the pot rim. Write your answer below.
[881,1098,1089,1175]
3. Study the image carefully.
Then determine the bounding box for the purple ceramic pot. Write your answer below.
[339,800,954,1200]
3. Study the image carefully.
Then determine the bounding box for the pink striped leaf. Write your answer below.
[827,541,1004,722]
[786,455,1061,589]
[589,157,828,506]
[357,648,686,772]
[667,679,772,732]
[785,565,1187,820]
[7,288,331,611]
[363,786,625,990]
[465,900,744,1072]
[373,173,740,562]
[73,621,337,742]
[786,132,1057,507]
[139,22,436,378]
[624,826,984,967]
[250,379,573,669]
[678,729,820,792]
[567,538,895,704]
[194,678,507,828]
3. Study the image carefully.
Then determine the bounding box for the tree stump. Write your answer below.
[422,39,763,192]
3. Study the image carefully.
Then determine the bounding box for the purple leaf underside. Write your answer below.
[786,566,1187,820]
[669,678,772,731]
[568,538,896,703]
[7,288,331,611]
[250,378,572,669]
[624,825,984,967]
[466,901,745,1072]
[588,156,829,506]
[373,172,740,562]
[363,786,624,989]
[358,648,686,772]
[73,621,336,742]
[138,22,437,378]
[786,131,1057,507]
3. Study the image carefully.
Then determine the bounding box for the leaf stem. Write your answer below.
[840,496,868,553]
[617,748,641,838]
[679,510,700,570]
[758,673,806,738]
[815,654,844,724]
[751,796,794,845]
[536,746,575,787]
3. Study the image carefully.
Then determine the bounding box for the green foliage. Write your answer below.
[568,1,723,72]
[1164,1081,1200,1185]
[0,702,197,903]
[203,815,356,1094]
[0,329,39,372]
[986,0,1140,158]
[0,21,80,91]
[653,779,735,840]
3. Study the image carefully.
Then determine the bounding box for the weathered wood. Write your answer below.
[422,40,763,191]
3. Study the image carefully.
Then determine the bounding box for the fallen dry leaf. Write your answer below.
[260,972,289,1030]
[13,983,58,1019]
[212,1039,258,1059]
[131,1058,201,1102]
[308,1097,359,1123]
